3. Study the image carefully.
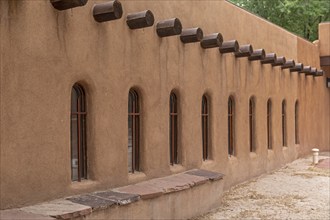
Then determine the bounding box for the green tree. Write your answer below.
[228,0,330,41]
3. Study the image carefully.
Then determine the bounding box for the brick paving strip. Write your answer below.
[0,169,224,220]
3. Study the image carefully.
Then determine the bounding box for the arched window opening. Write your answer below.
[128,89,140,173]
[228,96,235,156]
[202,95,209,160]
[282,100,287,147]
[295,101,299,144]
[71,84,87,182]
[249,97,256,152]
[170,92,178,165]
[267,99,272,149]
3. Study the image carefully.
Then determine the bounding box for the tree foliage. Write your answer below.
[228,0,330,41]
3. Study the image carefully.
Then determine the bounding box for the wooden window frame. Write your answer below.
[71,84,87,182]
[170,92,178,165]
[228,96,235,156]
[128,89,140,173]
[282,100,287,147]
[249,97,255,152]
[202,95,209,160]
[295,101,299,145]
[267,99,272,149]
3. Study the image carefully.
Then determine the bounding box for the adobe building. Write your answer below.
[0,0,329,219]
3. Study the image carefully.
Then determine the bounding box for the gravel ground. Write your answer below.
[194,154,330,220]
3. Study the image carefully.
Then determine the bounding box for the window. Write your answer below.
[170,92,178,165]
[71,84,87,182]
[282,100,287,147]
[267,99,272,149]
[202,95,209,160]
[228,96,235,156]
[128,89,140,173]
[249,97,256,152]
[295,101,299,144]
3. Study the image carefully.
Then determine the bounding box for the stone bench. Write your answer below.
[1,169,224,220]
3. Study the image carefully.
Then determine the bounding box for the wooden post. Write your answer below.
[50,0,88,10]
[219,40,239,54]
[156,18,182,37]
[235,44,253,58]
[126,10,154,29]
[93,0,123,23]
[272,56,286,66]
[281,60,295,69]
[290,63,304,72]
[248,49,265,61]
[180,28,203,43]
[200,33,223,49]
[261,53,277,64]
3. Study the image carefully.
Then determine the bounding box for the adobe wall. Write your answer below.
[318,22,330,155]
[319,22,330,57]
[0,0,328,209]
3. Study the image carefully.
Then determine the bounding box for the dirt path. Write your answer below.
[195,154,330,220]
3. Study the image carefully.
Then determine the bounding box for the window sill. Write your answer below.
[170,164,185,174]
[228,155,238,163]
[267,149,274,153]
[267,149,274,158]
[249,152,257,159]
[201,159,216,170]
[70,179,99,190]
[128,171,147,184]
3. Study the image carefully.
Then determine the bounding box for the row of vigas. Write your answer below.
[50,0,324,77]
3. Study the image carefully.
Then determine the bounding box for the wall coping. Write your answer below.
[1,169,224,220]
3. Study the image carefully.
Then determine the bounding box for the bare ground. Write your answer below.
[194,155,330,220]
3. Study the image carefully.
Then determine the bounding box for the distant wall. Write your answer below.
[319,22,330,57]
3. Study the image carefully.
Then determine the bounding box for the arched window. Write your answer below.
[249,97,256,152]
[128,89,140,173]
[71,84,87,182]
[170,92,178,165]
[267,99,272,149]
[228,96,235,156]
[282,100,287,147]
[202,95,209,160]
[295,101,299,144]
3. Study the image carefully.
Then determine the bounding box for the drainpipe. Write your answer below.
[312,148,319,164]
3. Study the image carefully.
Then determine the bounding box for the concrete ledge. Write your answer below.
[185,169,224,181]
[21,200,92,219]
[67,194,116,211]
[0,209,55,220]
[2,169,224,219]
[92,191,140,206]
[115,183,163,200]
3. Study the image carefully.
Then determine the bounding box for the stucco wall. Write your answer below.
[318,22,330,156]
[319,22,330,57]
[0,0,328,209]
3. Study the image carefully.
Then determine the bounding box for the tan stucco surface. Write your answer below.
[0,0,329,210]
[319,22,330,57]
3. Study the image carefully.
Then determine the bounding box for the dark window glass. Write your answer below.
[71,84,87,182]
[228,96,235,156]
[282,100,287,146]
[249,97,256,152]
[267,99,272,149]
[202,95,209,160]
[170,92,178,165]
[128,89,140,173]
[295,101,299,144]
